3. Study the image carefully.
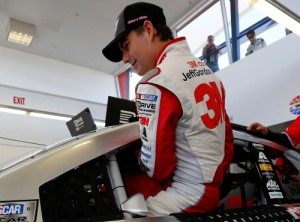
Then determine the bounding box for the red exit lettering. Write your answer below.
[13,96,26,105]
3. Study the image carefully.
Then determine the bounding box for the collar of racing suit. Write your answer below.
[155,37,191,66]
[135,37,192,93]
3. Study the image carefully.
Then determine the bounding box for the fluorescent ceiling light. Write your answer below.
[0,107,27,115]
[246,0,300,36]
[6,18,35,46]
[29,112,71,121]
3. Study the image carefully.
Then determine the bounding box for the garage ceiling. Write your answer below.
[0,0,205,75]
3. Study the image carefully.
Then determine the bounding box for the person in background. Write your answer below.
[245,29,266,56]
[247,115,300,149]
[102,2,233,217]
[202,35,222,72]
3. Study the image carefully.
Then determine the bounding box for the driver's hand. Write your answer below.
[247,122,269,135]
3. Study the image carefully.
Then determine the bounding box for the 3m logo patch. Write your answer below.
[139,116,150,126]
[0,204,24,215]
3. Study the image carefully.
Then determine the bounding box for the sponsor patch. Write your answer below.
[141,158,148,164]
[142,143,151,151]
[141,150,151,159]
[139,116,150,126]
[0,200,38,222]
[141,127,148,142]
[269,191,283,199]
[137,94,158,102]
[136,101,156,110]
[259,163,273,171]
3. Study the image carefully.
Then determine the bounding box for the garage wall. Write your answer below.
[0,45,117,114]
[0,46,117,157]
[218,33,300,127]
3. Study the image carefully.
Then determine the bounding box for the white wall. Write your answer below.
[0,46,117,156]
[218,33,300,126]
[0,45,117,116]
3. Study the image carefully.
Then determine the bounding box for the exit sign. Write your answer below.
[13,96,26,105]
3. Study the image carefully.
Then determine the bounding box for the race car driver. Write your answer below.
[102,2,234,216]
[247,115,300,149]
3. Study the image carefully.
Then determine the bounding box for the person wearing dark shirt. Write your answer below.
[247,116,300,149]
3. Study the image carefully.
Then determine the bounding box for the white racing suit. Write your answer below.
[125,37,234,216]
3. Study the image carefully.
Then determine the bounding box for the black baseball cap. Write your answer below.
[102,2,166,62]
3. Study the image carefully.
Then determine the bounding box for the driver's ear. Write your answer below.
[143,20,156,40]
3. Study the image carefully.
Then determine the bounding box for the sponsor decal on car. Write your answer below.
[266,179,280,191]
[269,191,284,199]
[259,163,273,171]
[261,171,275,179]
[0,204,23,215]
[252,143,264,150]
[0,200,38,222]
[258,152,269,163]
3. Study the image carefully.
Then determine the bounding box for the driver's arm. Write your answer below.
[136,82,182,184]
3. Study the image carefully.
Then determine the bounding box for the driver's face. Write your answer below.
[120,29,156,76]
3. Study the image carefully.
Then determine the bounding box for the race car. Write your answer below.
[0,122,300,222]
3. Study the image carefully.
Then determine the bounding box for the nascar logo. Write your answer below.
[138,94,158,102]
[0,204,24,215]
[290,95,300,115]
